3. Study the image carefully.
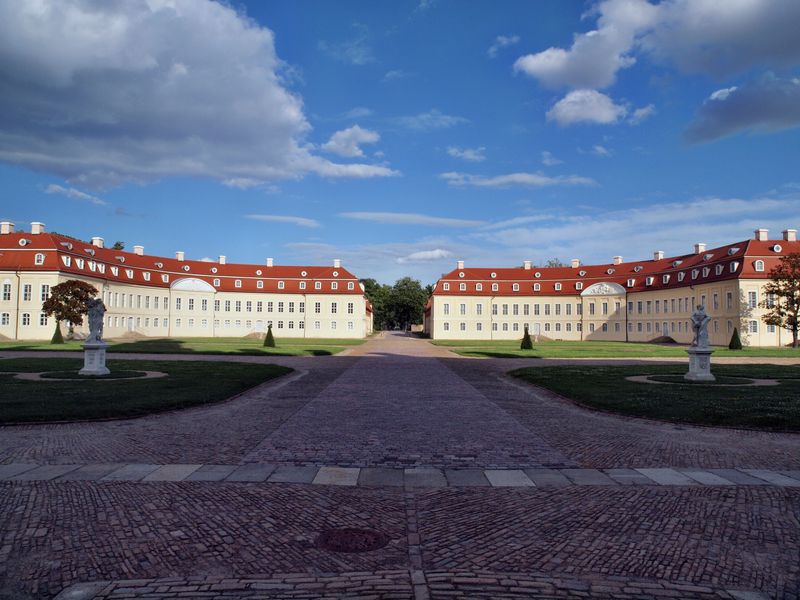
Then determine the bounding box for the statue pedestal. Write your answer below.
[79,341,110,376]
[685,347,715,382]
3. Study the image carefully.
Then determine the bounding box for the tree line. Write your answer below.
[360,276,431,331]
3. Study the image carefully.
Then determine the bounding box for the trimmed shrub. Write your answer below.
[264,324,276,348]
[728,327,743,350]
[51,323,64,344]
[520,325,533,350]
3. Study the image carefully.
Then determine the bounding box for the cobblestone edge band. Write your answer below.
[3,462,799,488]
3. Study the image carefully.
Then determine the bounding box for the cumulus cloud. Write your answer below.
[685,75,800,143]
[0,1,393,189]
[246,214,321,228]
[341,212,484,227]
[318,23,374,65]
[446,146,486,162]
[44,184,107,206]
[591,144,612,157]
[488,34,520,58]
[395,109,469,131]
[321,125,380,158]
[628,103,656,124]
[383,69,411,82]
[342,107,374,119]
[397,249,453,264]
[541,151,563,166]
[440,171,597,188]
[546,90,628,126]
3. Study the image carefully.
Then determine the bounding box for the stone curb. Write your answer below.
[3,462,799,488]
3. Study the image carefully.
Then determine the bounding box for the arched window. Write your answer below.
[34,253,45,265]
[754,260,765,272]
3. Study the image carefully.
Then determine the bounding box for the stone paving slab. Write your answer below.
[707,468,773,485]
[0,463,39,479]
[485,469,534,487]
[444,469,490,487]
[560,468,617,486]
[225,463,276,482]
[404,468,447,488]
[312,466,360,486]
[142,464,202,481]
[10,464,81,481]
[635,467,697,485]
[523,468,572,487]
[680,469,736,485]
[268,465,320,483]
[603,468,656,485]
[360,467,405,487]
[59,464,124,481]
[100,464,160,481]
[184,464,237,481]
[742,469,800,487]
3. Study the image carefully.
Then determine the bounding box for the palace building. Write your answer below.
[0,222,373,340]
[424,228,798,347]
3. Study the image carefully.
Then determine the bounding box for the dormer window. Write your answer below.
[301,271,307,277]
[716,264,724,275]
[348,282,354,290]
[125,269,133,278]
[533,283,541,291]
[237,279,244,288]
[727,247,739,256]
[534,272,541,278]
[633,266,643,273]
[143,272,150,281]
[443,283,450,291]
[512,283,519,292]
[578,270,587,276]
[256,270,263,276]
[183,265,190,272]
[258,280,265,289]
[34,253,45,265]
[97,263,105,274]
[730,261,740,273]
[475,283,482,291]
[333,271,339,277]
[702,267,710,277]
[491,283,499,291]
[691,269,699,280]
[331,281,338,290]
[606,268,615,274]
[88,261,96,272]
[772,244,782,253]
[645,276,654,286]
[116,256,125,263]
[60,242,73,250]
[575,282,583,290]
[672,260,682,267]
[703,253,714,261]
[110,266,119,276]
[554,282,562,291]
[161,274,169,283]
[315,281,322,290]
[627,278,635,287]
[61,256,71,267]
[754,260,765,272]
[460,283,466,291]
[156,262,163,268]
[84,248,95,256]
[76,258,84,269]
[662,274,670,284]
[211,267,217,273]
[213,278,220,287]
[678,272,685,282]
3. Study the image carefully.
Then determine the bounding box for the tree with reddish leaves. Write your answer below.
[760,253,800,348]
[41,280,99,343]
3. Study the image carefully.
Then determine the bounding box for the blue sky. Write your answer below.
[1,0,799,283]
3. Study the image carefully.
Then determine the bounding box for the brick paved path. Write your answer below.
[1,333,799,599]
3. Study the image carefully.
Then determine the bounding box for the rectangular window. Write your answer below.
[534,304,540,316]
[268,301,274,312]
[315,302,321,314]
[188,298,194,311]
[331,302,338,314]
[0,313,9,325]
[39,312,48,326]
[602,302,608,315]
[175,298,182,310]
[257,301,263,313]
[225,300,231,312]
[555,304,561,316]
[512,304,519,316]
[214,299,220,311]
[246,301,252,312]
[523,304,529,316]
[566,304,572,316]
[278,301,284,312]
[748,291,757,309]
[235,301,242,312]
[637,301,643,314]
[40,285,50,302]
[492,304,498,315]
[589,303,595,316]
[544,304,550,316]
[201,299,207,311]
[299,302,305,313]
[476,322,482,331]
[443,303,450,315]
[460,303,467,316]
[23,284,31,302]
[726,292,733,310]
[502,304,508,315]
[476,304,482,316]
[2,283,11,301]
[288,302,294,313]
[348,302,354,314]
[22,313,31,326]
[576,304,582,316]
[749,320,758,333]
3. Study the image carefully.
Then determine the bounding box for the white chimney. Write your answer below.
[571,258,580,268]
[612,256,623,265]
[334,258,341,268]
[91,237,104,248]
[654,250,664,261]
[175,251,185,261]
[783,229,797,242]
[456,260,464,270]
[0,221,13,234]
[30,222,45,235]
[218,255,226,265]
[523,260,531,270]
[694,242,706,254]
[266,257,274,267]
[754,228,769,241]
[133,245,144,256]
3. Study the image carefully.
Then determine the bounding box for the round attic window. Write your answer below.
[459,272,465,278]
[18,239,30,246]
[156,262,164,268]
[534,272,541,278]
[256,269,262,276]
[773,244,783,253]
[634,266,643,272]
[490,272,497,278]
[183,265,190,272]
[210,267,217,273]
[333,271,339,277]
[579,270,587,276]
[607,268,615,274]
[301,270,307,277]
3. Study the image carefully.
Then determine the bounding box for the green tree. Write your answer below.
[41,280,99,343]
[520,324,533,350]
[728,327,743,350]
[360,278,393,330]
[760,252,800,348]
[263,323,275,347]
[111,241,125,250]
[387,277,428,330]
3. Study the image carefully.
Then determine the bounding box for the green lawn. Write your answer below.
[432,339,800,359]
[0,358,291,423]
[511,364,800,431]
[0,336,364,357]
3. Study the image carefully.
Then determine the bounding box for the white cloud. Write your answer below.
[685,74,800,142]
[514,0,657,89]
[488,34,520,58]
[541,151,563,166]
[321,125,380,158]
[482,215,551,230]
[44,184,107,206]
[440,171,597,188]
[342,107,374,119]
[628,103,656,124]
[246,214,321,228]
[546,90,628,126]
[383,69,410,82]
[395,109,469,131]
[591,144,612,157]
[0,1,393,189]
[446,146,486,162]
[318,23,374,65]
[223,178,263,190]
[340,212,484,227]
[396,249,453,264]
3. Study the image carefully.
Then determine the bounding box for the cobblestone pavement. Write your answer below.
[1,333,799,599]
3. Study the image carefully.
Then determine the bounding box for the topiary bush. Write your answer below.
[264,324,276,348]
[520,324,533,350]
[728,327,743,350]
[50,323,64,344]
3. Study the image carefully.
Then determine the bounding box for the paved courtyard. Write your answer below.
[1,333,799,599]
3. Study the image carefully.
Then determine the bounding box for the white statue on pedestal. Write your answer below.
[79,298,110,376]
[690,305,711,349]
[685,304,715,382]
[86,298,105,343]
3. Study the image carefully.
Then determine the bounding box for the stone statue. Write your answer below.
[85,298,106,344]
[690,304,711,349]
